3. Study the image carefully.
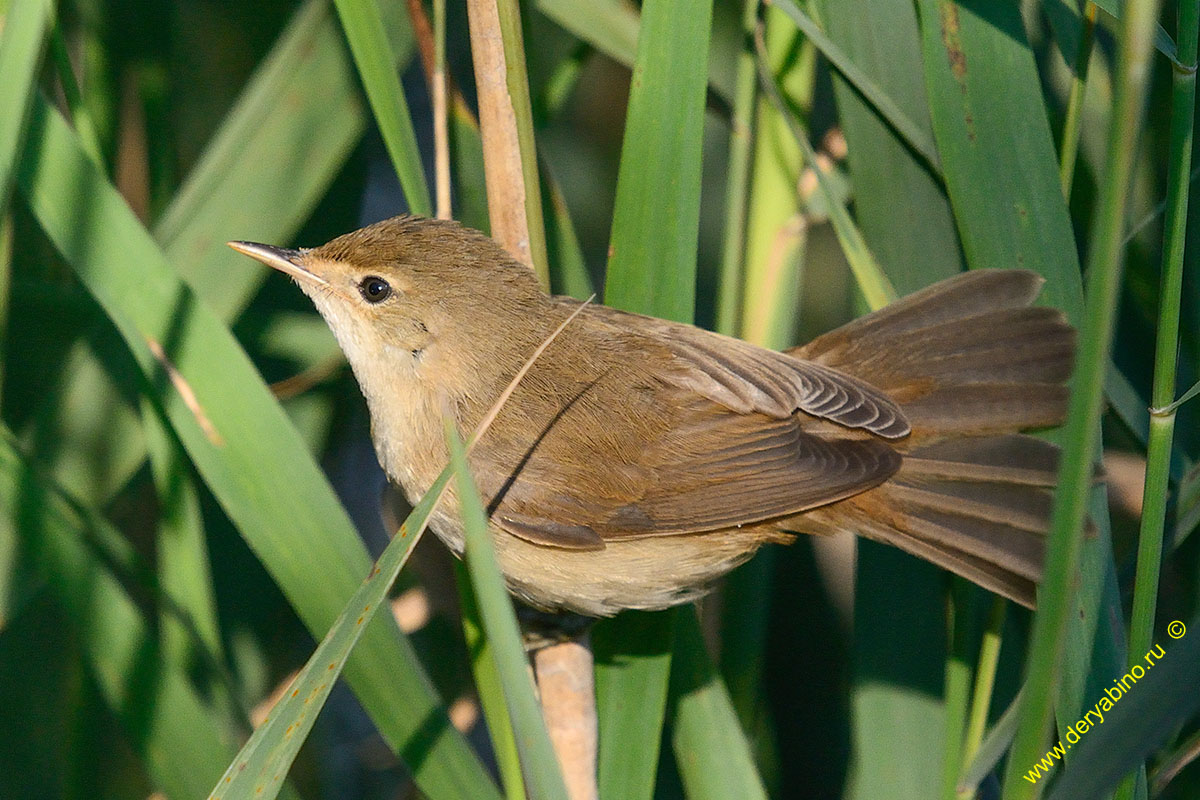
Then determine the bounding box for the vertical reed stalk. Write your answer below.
[958,597,1005,799]
[941,586,974,800]
[433,0,450,219]
[1116,4,1199,797]
[715,0,761,336]
[1059,3,1098,197]
[465,0,550,284]
[1002,0,1165,795]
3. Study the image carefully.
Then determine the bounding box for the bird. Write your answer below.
[230,214,1075,617]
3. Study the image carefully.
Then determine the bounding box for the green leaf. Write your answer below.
[18,95,499,800]
[593,612,675,799]
[1090,0,1181,67]
[141,397,223,658]
[818,1,965,795]
[332,0,431,215]
[597,0,713,793]
[535,0,639,78]
[0,425,294,800]
[210,467,448,800]
[669,610,769,800]
[911,5,1127,771]
[914,1,1083,312]
[820,0,962,293]
[446,421,569,800]
[770,0,940,174]
[458,571,527,800]
[603,0,713,322]
[154,0,376,320]
[0,0,53,211]
[535,0,735,100]
[38,0,387,515]
[847,558,950,799]
[1045,619,1200,800]
[753,32,897,310]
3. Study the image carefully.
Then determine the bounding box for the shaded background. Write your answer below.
[1,0,1197,798]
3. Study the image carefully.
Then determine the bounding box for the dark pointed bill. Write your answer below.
[227,241,329,287]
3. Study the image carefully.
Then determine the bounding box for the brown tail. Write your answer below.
[789,270,1075,608]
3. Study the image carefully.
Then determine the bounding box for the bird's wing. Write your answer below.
[581,304,911,438]
[595,397,901,538]
[478,381,901,550]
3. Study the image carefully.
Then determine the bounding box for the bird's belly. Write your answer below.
[426,511,779,617]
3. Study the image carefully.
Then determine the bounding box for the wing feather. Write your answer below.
[488,397,900,546]
[468,303,905,549]
[580,304,911,438]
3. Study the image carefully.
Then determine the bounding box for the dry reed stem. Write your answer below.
[404,7,596,793]
[464,0,533,269]
[432,69,450,219]
[534,636,598,800]
[404,0,453,219]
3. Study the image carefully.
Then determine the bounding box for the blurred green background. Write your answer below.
[1,0,1198,798]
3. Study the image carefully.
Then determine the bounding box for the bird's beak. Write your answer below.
[227,241,329,287]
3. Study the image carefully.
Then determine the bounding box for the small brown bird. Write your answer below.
[230,215,1073,617]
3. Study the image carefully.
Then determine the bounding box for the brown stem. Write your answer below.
[534,635,599,800]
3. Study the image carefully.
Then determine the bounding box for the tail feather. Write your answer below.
[856,306,1075,387]
[787,270,1077,608]
[792,270,1047,361]
[847,508,1041,604]
[898,383,1068,436]
[891,509,1044,582]
[887,481,1051,537]
[800,491,1042,605]
[792,271,1075,439]
[902,434,1061,484]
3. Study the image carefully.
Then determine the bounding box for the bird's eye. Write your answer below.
[358,276,392,303]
